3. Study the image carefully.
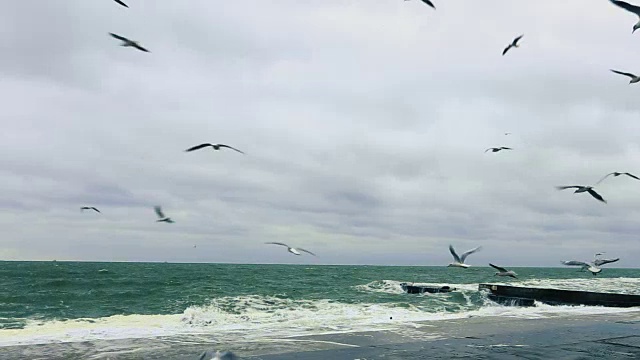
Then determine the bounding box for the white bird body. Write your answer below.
[562,257,619,275]
[448,245,482,268]
[489,263,517,278]
[265,242,316,256]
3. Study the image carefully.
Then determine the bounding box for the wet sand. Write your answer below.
[3,311,640,359]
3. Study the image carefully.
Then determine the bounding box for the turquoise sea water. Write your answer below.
[1,261,639,357]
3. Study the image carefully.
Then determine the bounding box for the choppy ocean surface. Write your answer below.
[1,261,640,357]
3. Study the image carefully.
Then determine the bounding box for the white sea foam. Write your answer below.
[2,278,640,347]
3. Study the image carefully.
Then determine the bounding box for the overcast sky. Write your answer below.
[2,0,640,266]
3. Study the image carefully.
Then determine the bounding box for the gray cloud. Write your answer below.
[1,0,640,266]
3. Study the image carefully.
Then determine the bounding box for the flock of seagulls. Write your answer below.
[554,171,640,204]
[74,0,638,268]
[62,1,640,358]
[447,245,517,278]
[448,244,619,277]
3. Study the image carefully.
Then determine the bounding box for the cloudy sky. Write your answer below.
[2,0,640,266]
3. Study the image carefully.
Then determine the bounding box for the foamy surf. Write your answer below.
[3,284,640,347]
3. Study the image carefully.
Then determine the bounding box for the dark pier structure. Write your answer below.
[400,283,456,294]
[480,284,640,308]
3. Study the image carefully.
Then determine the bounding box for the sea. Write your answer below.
[1,261,640,359]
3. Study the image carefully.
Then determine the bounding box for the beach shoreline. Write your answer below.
[3,311,640,359]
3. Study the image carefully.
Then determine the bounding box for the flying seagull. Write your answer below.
[610,69,640,84]
[555,185,607,203]
[198,350,239,360]
[448,245,482,268]
[489,263,517,278]
[596,171,640,184]
[154,206,174,223]
[404,0,436,9]
[485,147,512,153]
[609,0,640,33]
[504,132,512,135]
[80,206,101,213]
[502,34,523,56]
[113,0,128,7]
[562,257,620,275]
[109,33,150,53]
[265,242,316,256]
[185,143,245,154]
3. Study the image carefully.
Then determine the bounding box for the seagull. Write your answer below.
[265,242,316,256]
[109,33,150,53]
[610,69,640,84]
[609,0,640,33]
[448,245,482,268]
[489,263,517,278]
[485,147,512,153]
[502,34,523,56]
[562,257,619,276]
[113,0,128,7]
[555,185,607,203]
[154,206,174,223]
[198,350,239,360]
[504,132,512,135]
[185,143,245,154]
[596,171,640,184]
[80,206,101,213]
[404,0,436,9]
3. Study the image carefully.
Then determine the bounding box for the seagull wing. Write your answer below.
[91,207,101,213]
[298,248,317,256]
[587,188,607,203]
[555,185,581,190]
[217,144,245,154]
[562,260,589,267]
[109,33,129,42]
[594,258,620,266]
[185,143,213,152]
[512,34,524,46]
[113,0,129,7]
[265,242,290,248]
[595,173,615,185]
[611,69,638,79]
[624,172,640,180]
[484,148,496,153]
[133,43,150,53]
[500,147,513,150]
[154,206,165,219]
[489,263,508,272]
[420,0,436,9]
[611,0,640,15]
[460,246,482,262]
[502,45,512,56]
[449,245,461,263]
